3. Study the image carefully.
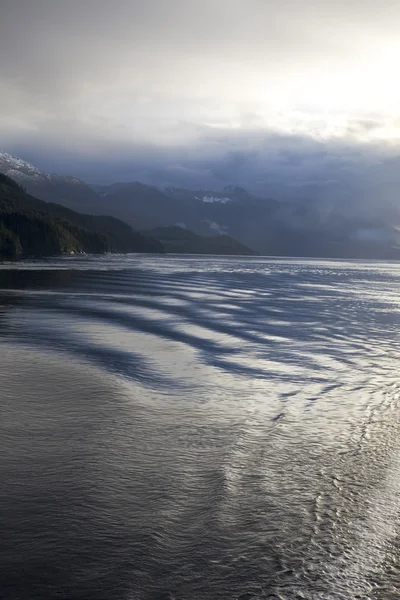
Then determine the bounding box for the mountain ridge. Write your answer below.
[142,226,258,256]
[0,172,164,257]
[2,151,400,260]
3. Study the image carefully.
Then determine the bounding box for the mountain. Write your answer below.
[3,152,400,259]
[0,155,272,236]
[0,154,188,229]
[0,152,101,213]
[95,182,281,242]
[28,199,164,254]
[142,226,258,256]
[0,174,106,257]
[163,185,279,241]
[94,182,186,229]
[0,173,163,257]
[163,186,400,258]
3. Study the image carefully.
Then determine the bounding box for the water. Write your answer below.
[0,254,399,599]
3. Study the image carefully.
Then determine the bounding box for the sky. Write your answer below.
[2,0,400,197]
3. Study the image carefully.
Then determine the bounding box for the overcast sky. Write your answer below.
[2,0,400,193]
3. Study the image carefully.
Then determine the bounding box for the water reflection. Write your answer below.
[0,256,399,599]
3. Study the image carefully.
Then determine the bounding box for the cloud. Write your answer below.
[2,0,400,126]
[3,121,395,194]
[2,0,400,207]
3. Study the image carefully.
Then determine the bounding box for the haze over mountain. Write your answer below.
[141,226,258,256]
[2,0,400,219]
[2,151,400,259]
[0,152,101,213]
[0,158,165,256]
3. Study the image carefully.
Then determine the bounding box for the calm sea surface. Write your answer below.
[1,255,400,599]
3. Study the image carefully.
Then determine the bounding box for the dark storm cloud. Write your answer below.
[2,0,400,198]
[5,123,395,213]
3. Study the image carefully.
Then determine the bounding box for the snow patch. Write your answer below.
[208,221,228,234]
[0,152,82,188]
[0,152,42,176]
[202,195,232,204]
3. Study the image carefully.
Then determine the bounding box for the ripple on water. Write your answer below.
[0,255,400,599]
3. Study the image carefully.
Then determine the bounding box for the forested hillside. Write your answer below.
[0,174,163,257]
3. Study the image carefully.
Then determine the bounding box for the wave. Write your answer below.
[0,255,399,599]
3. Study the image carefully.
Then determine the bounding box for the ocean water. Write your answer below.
[0,254,399,599]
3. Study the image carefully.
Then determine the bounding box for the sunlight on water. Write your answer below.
[0,255,399,599]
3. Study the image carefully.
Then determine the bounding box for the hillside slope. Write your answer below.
[0,174,163,257]
[0,152,101,213]
[142,226,258,255]
[4,152,400,260]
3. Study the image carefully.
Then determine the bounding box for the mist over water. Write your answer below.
[0,255,399,599]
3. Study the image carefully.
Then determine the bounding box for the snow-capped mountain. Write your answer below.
[0,152,51,184]
[0,153,86,187]
[164,185,270,208]
[2,152,399,259]
[0,152,101,212]
[198,195,232,204]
